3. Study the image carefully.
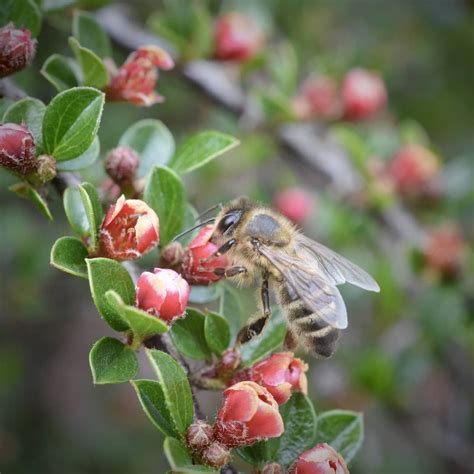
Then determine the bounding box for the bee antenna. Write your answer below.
[172,218,216,242]
[195,203,223,222]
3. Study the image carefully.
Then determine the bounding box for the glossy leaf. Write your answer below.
[3,98,45,152]
[9,183,53,221]
[78,182,103,251]
[56,136,100,171]
[316,410,364,464]
[89,337,138,384]
[41,54,79,92]
[204,312,231,356]
[50,236,88,278]
[170,130,239,175]
[0,0,42,37]
[146,349,194,436]
[144,166,185,246]
[219,283,247,339]
[132,379,178,438]
[72,10,112,58]
[68,37,109,88]
[170,309,211,360]
[86,258,134,331]
[118,119,175,178]
[43,87,105,161]
[105,290,168,343]
[63,186,89,238]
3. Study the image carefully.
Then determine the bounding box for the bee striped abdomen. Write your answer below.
[279,285,340,359]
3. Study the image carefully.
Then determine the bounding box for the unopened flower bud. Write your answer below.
[160,241,184,269]
[214,13,264,62]
[214,381,284,448]
[181,225,229,285]
[233,352,308,405]
[289,443,349,474]
[201,441,231,468]
[136,268,190,324]
[216,348,241,379]
[262,462,284,474]
[100,196,160,260]
[273,188,314,225]
[36,154,56,183]
[186,420,213,452]
[0,23,37,78]
[295,75,341,120]
[0,123,36,175]
[105,146,139,185]
[342,68,387,121]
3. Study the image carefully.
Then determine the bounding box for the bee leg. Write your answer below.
[261,276,271,318]
[211,266,247,278]
[201,238,237,263]
[284,329,298,351]
[236,316,269,345]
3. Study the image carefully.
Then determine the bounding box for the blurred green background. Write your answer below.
[1,1,473,473]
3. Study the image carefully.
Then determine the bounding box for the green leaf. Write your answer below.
[0,0,42,37]
[89,337,138,384]
[240,308,286,367]
[119,119,175,178]
[86,258,134,331]
[204,312,230,356]
[3,98,45,152]
[170,130,239,175]
[42,87,105,161]
[170,309,211,360]
[50,236,88,278]
[188,285,221,304]
[41,0,76,12]
[72,10,112,58]
[105,290,168,343]
[316,410,364,465]
[144,166,185,246]
[146,349,194,436]
[219,283,246,339]
[132,380,178,438]
[78,182,103,251]
[68,37,109,88]
[9,183,52,221]
[163,437,216,473]
[63,186,89,238]
[41,54,79,92]
[56,136,100,171]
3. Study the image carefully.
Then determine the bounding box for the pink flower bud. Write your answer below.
[106,45,174,107]
[273,188,314,225]
[136,268,190,324]
[0,122,36,175]
[0,23,37,78]
[214,381,284,448]
[289,443,349,474]
[100,196,160,260]
[105,145,139,185]
[236,352,308,405]
[201,441,231,468]
[181,225,230,285]
[217,348,241,379]
[160,241,184,269]
[186,420,214,451]
[388,144,440,195]
[214,13,264,62]
[342,68,387,121]
[423,225,466,277]
[295,75,341,120]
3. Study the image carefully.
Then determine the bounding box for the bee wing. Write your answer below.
[295,234,380,292]
[257,244,348,329]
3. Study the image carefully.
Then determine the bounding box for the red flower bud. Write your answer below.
[201,441,231,468]
[217,348,241,379]
[294,75,341,120]
[273,188,314,225]
[0,23,37,78]
[100,196,160,260]
[289,443,349,474]
[186,420,213,451]
[105,145,139,185]
[342,68,387,121]
[423,225,467,277]
[106,45,174,107]
[214,381,284,448]
[236,352,308,405]
[136,268,190,324]
[214,13,264,62]
[388,144,440,195]
[181,225,230,285]
[0,122,36,175]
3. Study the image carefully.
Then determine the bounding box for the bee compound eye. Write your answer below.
[218,211,241,233]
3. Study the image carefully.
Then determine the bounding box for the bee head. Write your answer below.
[212,197,252,239]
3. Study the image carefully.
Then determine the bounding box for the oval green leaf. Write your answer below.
[9,183,53,221]
[41,54,79,92]
[72,10,112,58]
[89,337,138,384]
[56,136,100,171]
[204,312,230,356]
[63,186,89,237]
[50,236,88,278]
[78,182,103,251]
[43,87,105,161]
